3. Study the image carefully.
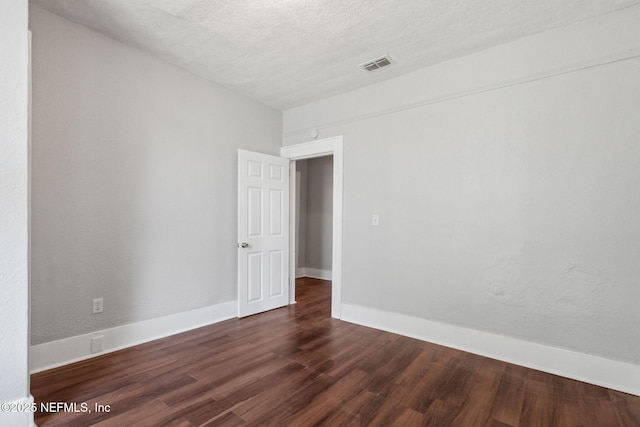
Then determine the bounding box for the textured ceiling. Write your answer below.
[32,0,639,109]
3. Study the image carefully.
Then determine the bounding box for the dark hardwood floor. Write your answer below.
[32,277,640,426]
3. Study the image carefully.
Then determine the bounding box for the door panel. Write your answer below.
[270,250,284,296]
[238,149,289,317]
[270,189,283,235]
[248,188,263,237]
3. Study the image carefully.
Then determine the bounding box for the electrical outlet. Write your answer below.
[371,214,380,226]
[92,298,103,314]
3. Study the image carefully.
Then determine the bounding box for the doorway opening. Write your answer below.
[294,155,333,310]
[281,136,343,318]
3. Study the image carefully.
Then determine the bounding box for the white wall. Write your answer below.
[284,5,640,369]
[29,6,281,347]
[0,0,32,425]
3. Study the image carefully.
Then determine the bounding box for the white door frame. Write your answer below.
[281,136,343,319]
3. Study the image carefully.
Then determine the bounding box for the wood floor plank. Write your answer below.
[365,383,417,427]
[277,368,370,426]
[449,357,504,426]
[422,398,464,427]
[317,389,384,426]
[389,407,426,427]
[31,277,640,426]
[518,379,557,426]
[232,363,321,422]
[201,411,247,427]
[243,373,337,426]
[487,364,528,426]
[91,399,170,427]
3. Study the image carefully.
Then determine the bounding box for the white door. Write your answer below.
[237,149,290,317]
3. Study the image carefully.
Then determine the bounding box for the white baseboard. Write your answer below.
[341,303,640,396]
[297,267,332,280]
[0,395,36,427]
[30,301,237,374]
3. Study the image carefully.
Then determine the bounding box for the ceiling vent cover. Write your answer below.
[360,55,393,71]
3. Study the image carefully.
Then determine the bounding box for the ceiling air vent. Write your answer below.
[360,55,393,71]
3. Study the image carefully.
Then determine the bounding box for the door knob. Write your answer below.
[240,242,249,248]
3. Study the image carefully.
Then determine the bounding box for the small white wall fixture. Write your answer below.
[281,136,343,318]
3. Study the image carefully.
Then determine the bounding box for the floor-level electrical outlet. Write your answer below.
[91,335,104,354]
[92,298,104,314]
